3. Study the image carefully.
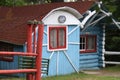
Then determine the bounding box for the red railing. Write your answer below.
[0,52,37,56]
[0,69,37,74]
[0,20,43,80]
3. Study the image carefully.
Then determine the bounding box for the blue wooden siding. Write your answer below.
[0,24,104,77]
[80,25,103,70]
[42,25,80,76]
[0,45,24,77]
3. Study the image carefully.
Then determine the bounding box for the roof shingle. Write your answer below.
[0,1,94,45]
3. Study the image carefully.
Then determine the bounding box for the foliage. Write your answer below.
[102,0,120,21]
[0,0,64,6]
[24,0,63,4]
[0,0,26,6]
[101,0,120,51]
[105,28,120,51]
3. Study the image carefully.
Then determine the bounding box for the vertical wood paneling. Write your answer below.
[42,25,80,76]
[0,45,24,77]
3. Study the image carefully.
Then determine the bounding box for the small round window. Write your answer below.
[58,15,66,23]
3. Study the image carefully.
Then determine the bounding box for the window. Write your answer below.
[48,26,67,51]
[80,35,96,53]
[0,42,14,62]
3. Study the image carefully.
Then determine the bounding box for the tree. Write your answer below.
[101,0,120,51]
[0,0,64,6]
[0,0,26,6]
[101,0,120,20]
[24,0,64,4]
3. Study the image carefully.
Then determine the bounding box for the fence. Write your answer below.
[104,51,120,65]
[0,20,43,80]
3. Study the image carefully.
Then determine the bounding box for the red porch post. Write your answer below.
[27,20,34,80]
[35,21,44,80]
[33,24,37,53]
[33,20,38,53]
[27,20,33,53]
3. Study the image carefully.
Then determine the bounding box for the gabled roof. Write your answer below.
[0,1,94,45]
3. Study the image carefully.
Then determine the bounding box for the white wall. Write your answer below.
[43,10,80,25]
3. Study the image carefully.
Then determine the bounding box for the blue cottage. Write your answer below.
[40,6,105,76]
[31,1,120,76]
[0,1,120,77]
[41,7,82,76]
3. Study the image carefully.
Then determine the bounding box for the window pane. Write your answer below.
[50,29,57,48]
[80,37,82,43]
[49,26,66,50]
[80,37,86,50]
[87,36,95,50]
[58,28,65,47]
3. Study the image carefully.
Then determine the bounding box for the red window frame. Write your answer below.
[80,35,97,53]
[48,26,67,51]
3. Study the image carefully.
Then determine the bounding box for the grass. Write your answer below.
[1,72,120,80]
[1,65,120,80]
[42,72,120,80]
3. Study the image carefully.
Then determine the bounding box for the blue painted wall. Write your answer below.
[0,25,104,77]
[42,25,80,76]
[79,24,104,70]
[0,24,104,77]
[0,45,24,77]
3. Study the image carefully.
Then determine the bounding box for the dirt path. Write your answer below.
[82,70,120,77]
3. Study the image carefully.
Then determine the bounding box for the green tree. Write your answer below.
[0,0,26,6]
[101,0,120,51]
[0,0,64,6]
[102,0,120,20]
[105,28,120,51]
[24,0,63,4]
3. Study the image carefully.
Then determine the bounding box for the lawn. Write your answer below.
[42,72,120,80]
[0,65,120,80]
[1,72,120,80]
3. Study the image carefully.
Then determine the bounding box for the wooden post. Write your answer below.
[27,20,34,80]
[27,20,33,53]
[33,20,38,53]
[35,21,43,80]
[102,25,106,67]
[33,25,37,53]
[32,20,37,80]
